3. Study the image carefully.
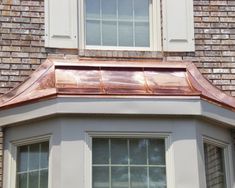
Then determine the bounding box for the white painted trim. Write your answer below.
[7,135,52,188]
[0,97,235,127]
[84,131,174,188]
[202,137,233,188]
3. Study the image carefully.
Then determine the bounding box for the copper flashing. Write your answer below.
[0,58,235,111]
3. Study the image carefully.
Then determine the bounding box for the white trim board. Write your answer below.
[0,97,234,127]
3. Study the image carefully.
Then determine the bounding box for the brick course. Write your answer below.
[0,0,235,96]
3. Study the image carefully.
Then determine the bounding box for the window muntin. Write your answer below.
[92,138,166,188]
[16,142,49,188]
[85,0,150,48]
[204,142,226,188]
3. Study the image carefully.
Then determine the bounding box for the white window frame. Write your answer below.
[84,132,174,188]
[7,135,51,188]
[78,0,162,51]
[203,136,233,188]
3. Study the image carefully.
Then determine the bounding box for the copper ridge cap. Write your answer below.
[0,58,234,112]
[51,58,188,68]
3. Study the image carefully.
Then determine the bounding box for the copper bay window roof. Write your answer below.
[0,58,235,111]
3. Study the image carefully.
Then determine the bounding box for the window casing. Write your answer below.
[203,138,231,188]
[79,0,161,51]
[16,142,49,188]
[7,136,50,188]
[85,132,172,188]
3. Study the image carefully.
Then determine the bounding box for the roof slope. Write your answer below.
[0,59,235,111]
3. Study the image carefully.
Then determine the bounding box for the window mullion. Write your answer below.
[27,145,30,188]
[100,0,103,46]
[147,140,150,188]
[127,139,130,188]
[116,0,119,46]
[109,139,111,188]
[132,0,135,47]
[38,143,42,188]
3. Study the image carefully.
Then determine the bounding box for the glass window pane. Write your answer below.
[17,173,27,188]
[118,21,133,47]
[134,0,149,21]
[86,0,100,19]
[40,142,49,169]
[135,22,149,47]
[28,171,39,188]
[17,145,28,172]
[93,139,109,164]
[29,144,40,170]
[93,167,109,188]
[149,139,165,165]
[111,167,128,188]
[86,20,101,45]
[111,139,128,164]
[40,170,48,188]
[118,0,133,20]
[129,139,147,164]
[149,167,167,188]
[204,143,226,188]
[102,21,117,46]
[130,167,148,188]
[101,0,117,20]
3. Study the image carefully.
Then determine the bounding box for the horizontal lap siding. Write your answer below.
[0,0,235,96]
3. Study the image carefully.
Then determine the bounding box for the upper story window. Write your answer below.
[85,0,151,49]
[45,0,195,52]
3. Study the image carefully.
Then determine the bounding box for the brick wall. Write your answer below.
[0,0,235,96]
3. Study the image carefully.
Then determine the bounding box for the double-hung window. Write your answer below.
[85,0,154,50]
[92,138,167,188]
[45,0,195,51]
[16,141,49,188]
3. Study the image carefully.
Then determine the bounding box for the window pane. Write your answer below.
[28,171,39,188]
[101,0,116,20]
[17,173,27,188]
[102,21,117,46]
[29,143,40,170]
[149,167,166,188]
[40,142,49,169]
[129,139,147,164]
[86,0,100,19]
[118,21,133,47]
[134,0,149,21]
[17,145,28,172]
[130,167,148,188]
[86,20,101,45]
[118,0,133,20]
[111,139,128,164]
[135,22,149,47]
[204,143,226,188]
[93,167,109,188]
[111,167,128,188]
[149,139,165,165]
[40,170,48,188]
[93,138,109,164]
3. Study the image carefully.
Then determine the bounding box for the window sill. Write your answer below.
[78,49,163,59]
